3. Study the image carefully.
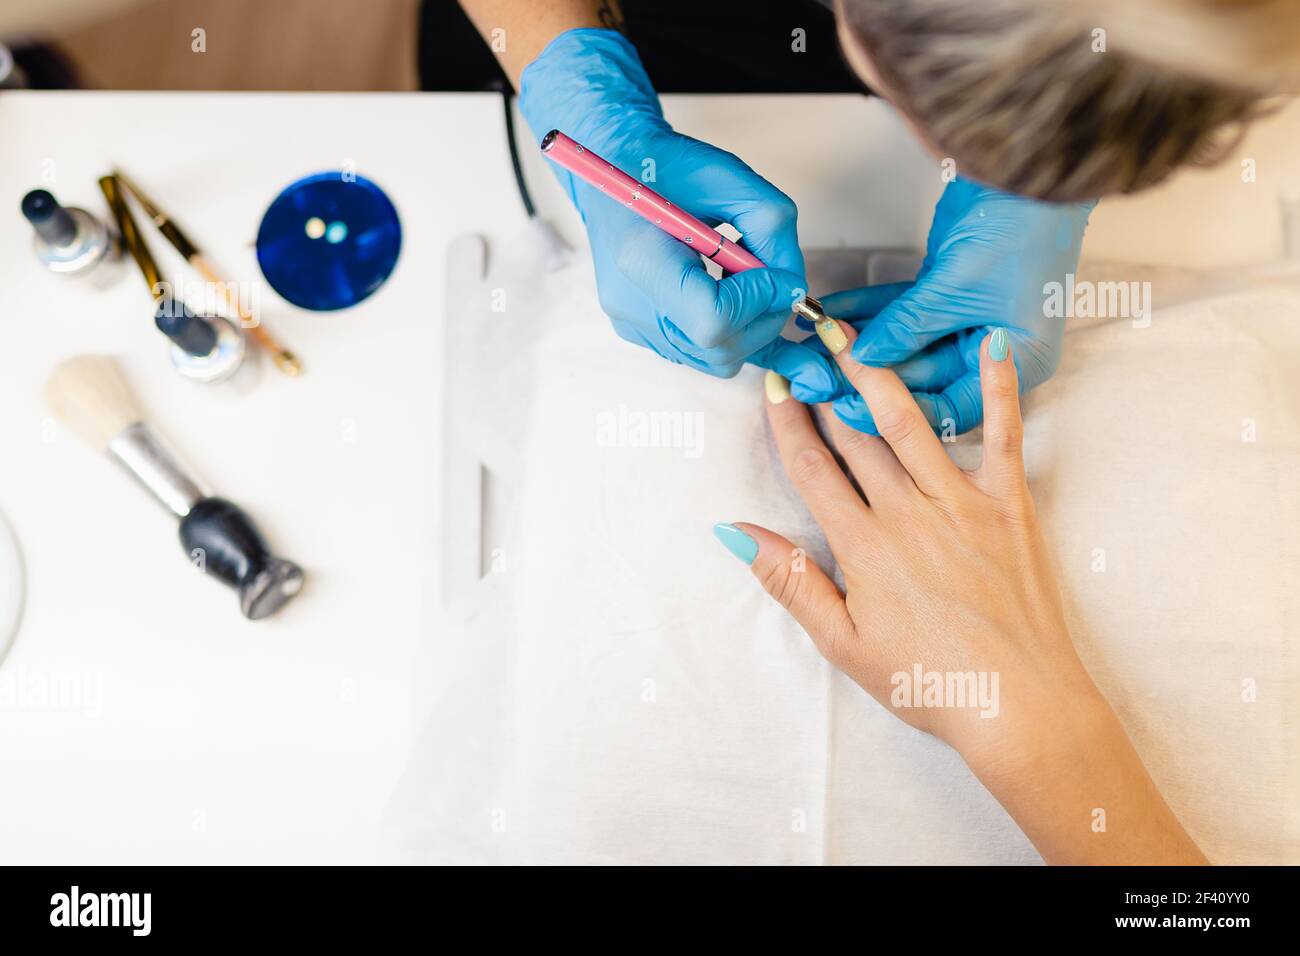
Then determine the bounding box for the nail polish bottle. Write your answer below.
[22,188,122,289]
[155,297,251,386]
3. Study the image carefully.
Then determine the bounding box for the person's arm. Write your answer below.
[716,326,1205,865]
[973,696,1207,865]
[458,0,623,88]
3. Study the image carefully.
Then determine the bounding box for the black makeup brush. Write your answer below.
[44,355,304,620]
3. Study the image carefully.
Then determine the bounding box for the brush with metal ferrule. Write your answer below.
[44,355,305,620]
[99,173,164,296]
[113,168,302,377]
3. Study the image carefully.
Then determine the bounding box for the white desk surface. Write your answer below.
[0,90,1294,864]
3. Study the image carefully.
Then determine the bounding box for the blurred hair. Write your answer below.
[839,0,1300,200]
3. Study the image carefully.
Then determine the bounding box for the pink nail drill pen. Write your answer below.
[540,129,766,274]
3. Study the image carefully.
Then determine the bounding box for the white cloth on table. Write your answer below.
[383,230,1300,865]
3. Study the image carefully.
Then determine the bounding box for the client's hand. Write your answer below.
[714,322,1206,865]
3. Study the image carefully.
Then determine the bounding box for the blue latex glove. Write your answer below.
[792,178,1095,434]
[520,29,836,393]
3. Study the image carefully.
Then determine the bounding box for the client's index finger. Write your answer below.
[809,308,961,500]
[763,377,874,558]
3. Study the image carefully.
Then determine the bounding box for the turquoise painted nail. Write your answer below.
[713,522,758,565]
[989,328,1010,362]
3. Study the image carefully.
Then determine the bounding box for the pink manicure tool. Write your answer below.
[540,129,766,275]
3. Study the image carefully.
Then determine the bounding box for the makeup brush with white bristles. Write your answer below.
[45,355,304,620]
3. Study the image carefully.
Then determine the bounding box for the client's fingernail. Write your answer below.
[816,318,848,355]
[989,328,1010,362]
[713,522,758,565]
[764,371,792,405]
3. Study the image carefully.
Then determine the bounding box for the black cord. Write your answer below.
[497,84,537,219]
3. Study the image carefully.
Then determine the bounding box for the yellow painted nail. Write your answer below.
[816,318,848,355]
[764,370,792,404]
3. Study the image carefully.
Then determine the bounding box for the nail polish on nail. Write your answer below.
[713,522,759,565]
[989,328,1010,362]
[816,318,848,355]
[764,370,792,405]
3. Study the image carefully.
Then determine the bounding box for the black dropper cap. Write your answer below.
[21,189,78,246]
[155,296,219,357]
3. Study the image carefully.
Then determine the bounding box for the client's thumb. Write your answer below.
[712,522,855,668]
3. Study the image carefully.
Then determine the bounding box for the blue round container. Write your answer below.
[255,172,401,312]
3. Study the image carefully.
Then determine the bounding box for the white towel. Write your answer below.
[385,233,1300,865]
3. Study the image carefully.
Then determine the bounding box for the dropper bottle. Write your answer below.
[21,188,121,287]
[154,296,249,385]
[98,175,249,386]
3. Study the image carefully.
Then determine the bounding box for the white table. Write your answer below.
[0,92,525,864]
[0,91,1294,864]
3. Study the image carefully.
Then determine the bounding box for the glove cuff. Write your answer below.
[519,28,666,150]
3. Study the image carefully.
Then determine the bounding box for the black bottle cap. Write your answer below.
[21,189,78,246]
[155,297,219,357]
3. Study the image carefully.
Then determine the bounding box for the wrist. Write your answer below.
[963,678,1118,793]
[519,28,665,149]
[966,683,1206,865]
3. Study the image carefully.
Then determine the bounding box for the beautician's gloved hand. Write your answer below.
[520,28,817,380]
[792,178,1094,434]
